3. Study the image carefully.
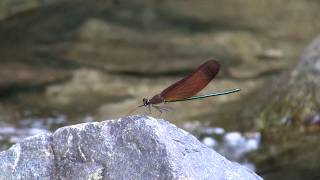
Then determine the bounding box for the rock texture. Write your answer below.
[0,133,55,179]
[256,36,320,128]
[246,36,320,180]
[0,115,262,180]
[297,36,320,74]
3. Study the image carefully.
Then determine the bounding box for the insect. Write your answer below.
[132,59,240,114]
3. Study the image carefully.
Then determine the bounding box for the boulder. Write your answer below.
[296,36,320,74]
[248,36,320,180]
[0,133,55,179]
[0,115,262,180]
[256,36,320,128]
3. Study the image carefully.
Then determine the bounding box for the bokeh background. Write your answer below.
[1,0,320,179]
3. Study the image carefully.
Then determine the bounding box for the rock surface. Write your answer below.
[0,133,55,179]
[297,36,320,74]
[242,36,320,180]
[257,36,320,128]
[0,115,262,180]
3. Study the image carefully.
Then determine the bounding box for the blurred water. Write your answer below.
[182,121,260,171]
[0,122,49,151]
[0,115,66,151]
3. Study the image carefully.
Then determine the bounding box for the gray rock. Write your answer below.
[0,115,262,180]
[0,133,55,180]
[297,36,320,74]
[248,35,320,180]
[254,35,320,130]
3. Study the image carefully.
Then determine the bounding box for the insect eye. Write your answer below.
[142,98,148,105]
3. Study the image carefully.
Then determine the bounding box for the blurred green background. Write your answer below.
[1,0,320,179]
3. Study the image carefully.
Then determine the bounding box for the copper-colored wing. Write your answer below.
[160,60,220,101]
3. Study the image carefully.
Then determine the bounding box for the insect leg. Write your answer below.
[152,105,163,116]
[154,105,173,112]
[148,105,152,115]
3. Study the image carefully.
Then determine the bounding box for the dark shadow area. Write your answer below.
[0,77,69,100]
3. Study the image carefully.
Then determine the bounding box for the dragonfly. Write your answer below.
[131,59,240,114]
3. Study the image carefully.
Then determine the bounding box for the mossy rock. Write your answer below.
[251,36,320,180]
[258,36,320,130]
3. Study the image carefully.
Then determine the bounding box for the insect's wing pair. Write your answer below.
[160,60,220,101]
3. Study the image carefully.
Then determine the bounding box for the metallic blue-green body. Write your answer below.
[164,88,240,103]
